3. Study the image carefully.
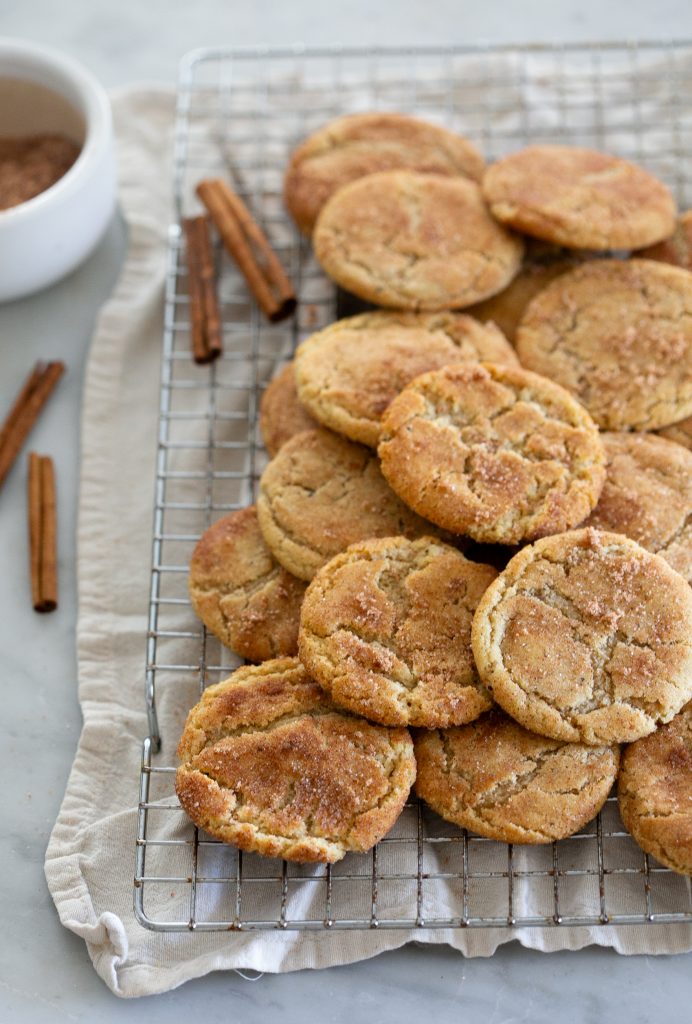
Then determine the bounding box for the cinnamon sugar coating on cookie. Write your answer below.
[176,658,416,862]
[257,428,437,581]
[471,529,692,746]
[188,506,306,661]
[299,535,496,728]
[482,145,676,250]
[259,362,319,457]
[314,170,524,311]
[414,709,619,843]
[516,258,692,431]
[284,111,485,235]
[378,362,605,545]
[294,311,517,447]
[582,433,692,582]
[618,701,692,875]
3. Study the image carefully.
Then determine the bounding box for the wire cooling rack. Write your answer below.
[134,42,692,933]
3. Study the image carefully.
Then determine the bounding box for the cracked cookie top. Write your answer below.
[516,258,692,431]
[414,708,620,844]
[283,111,485,235]
[582,432,692,583]
[188,506,306,662]
[471,528,692,746]
[313,170,524,311]
[618,701,692,875]
[482,145,676,250]
[639,209,692,272]
[294,311,517,447]
[298,535,496,728]
[378,362,605,545]
[175,657,416,863]
[257,427,437,581]
[259,362,318,457]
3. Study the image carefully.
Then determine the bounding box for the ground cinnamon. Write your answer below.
[28,452,57,613]
[0,134,80,211]
[196,178,296,323]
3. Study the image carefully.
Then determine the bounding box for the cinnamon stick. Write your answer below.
[0,361,65,491]
[196,178,296,323]
[183,216,222,364]
[28,452,57,612]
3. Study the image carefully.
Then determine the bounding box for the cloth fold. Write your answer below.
[45,82,691,1000]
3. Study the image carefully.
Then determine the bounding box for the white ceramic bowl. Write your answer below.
[0,38,116,303]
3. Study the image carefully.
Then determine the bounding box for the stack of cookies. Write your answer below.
[177,112,692,876]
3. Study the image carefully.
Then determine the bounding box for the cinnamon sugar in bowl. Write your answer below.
[0,38,116,302]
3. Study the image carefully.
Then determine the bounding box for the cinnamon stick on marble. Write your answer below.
[183,215,222,364]
[0,361,65,491]
[196,178,296,323]
[28,452,57,613]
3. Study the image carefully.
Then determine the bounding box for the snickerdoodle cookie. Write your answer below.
[482,145,676,250]
[313,170,524,311]
[414,709,619,844]
[472,529,692,746]
[516,259,692,431]
[188,506,306,661]
[294,311,517,447]
[582,433,692,583]
[465,257,577,343]
[299,535,496,728]
[176,657,416,862]
[639,210,692,271]
[259,362,319,457]
[284,111,485,235]
[378,362,605,545]
[618,701,692,875]
[257,427,435,581]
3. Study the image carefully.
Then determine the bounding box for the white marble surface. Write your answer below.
[1,1,692,1018]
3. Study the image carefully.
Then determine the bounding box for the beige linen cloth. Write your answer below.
[45,84,691,999]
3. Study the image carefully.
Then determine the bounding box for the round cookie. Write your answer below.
[618,701,692,875]
[658,416,692,451]
[414,709,620,844]
[378,362,605,545]
[257,427,435,581]
[465,257,578,343]
[313,170,524,311]
[516,259,692,431]
[482,145,676,250]
[284,111,485,235]
[639,210,692,271]
[176,657,416,862]
[582,432,692,582]
[259,362,318,457]
[294,311,517,447]
[472,528,692,746]
[188,506,307,661]
[299,535,496,728]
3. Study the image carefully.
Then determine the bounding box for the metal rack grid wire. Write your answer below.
[134,41,692,933]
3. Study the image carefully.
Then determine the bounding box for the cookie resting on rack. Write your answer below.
[414,708,620,844]
[618,701,692,876]
[377,361,605,545]
[471,529,692,746]
[259,361,319,457]
[313,170,524,311]
[175,657,416,863]
[188,506,307,662]
[298,535,496,728]
[482,144,676,250]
